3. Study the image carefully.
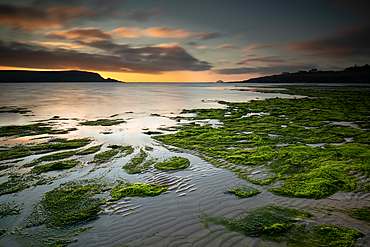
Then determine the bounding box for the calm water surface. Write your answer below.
[0,82,291,126]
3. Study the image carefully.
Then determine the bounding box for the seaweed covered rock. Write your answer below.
[154,156,190,170]
[110,182,167,200]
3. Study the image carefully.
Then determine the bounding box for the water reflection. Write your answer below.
[0,83,296,126]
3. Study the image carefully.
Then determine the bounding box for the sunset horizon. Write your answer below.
[1,0,369,82]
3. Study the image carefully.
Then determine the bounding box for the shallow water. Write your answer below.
[0,82,369,247]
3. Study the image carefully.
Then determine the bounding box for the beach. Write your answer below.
[0,83,369,246]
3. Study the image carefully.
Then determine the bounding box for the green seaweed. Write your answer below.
[108,144,134,155]
[31,160,79,175]
[0,201,22,219]
[154,86,370,199]
[342,206,370,223]
[91,149,119,164]
[122,149,151,174]
[0,138,91,162]
[0,106,31,114]
[226,184,261,198]
[26,150,76,167]
[0,174,33,196]
[154,156,190,170]
[25,180,108,228]
[201,204,312,239]
[110,182,167,200]
[201,204,363,246]
[0,164,11,171]
[143,131,163,135]
[0,123,75,137]
[0,228,6,237]
[308,224,364,247]
[76,145,103,155]
[80,119,125,126]
[268,163,358,199]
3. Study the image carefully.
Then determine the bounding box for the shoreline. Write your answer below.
[0,84,369,246]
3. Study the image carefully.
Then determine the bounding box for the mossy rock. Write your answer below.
[154,156,190,170]
[226,184,261,198]
[31,160,79,175]
[110,182,167,200]
[80,119,125,126]
[25,180,107,228]
[92,149,119,163]
[201,204,364,245]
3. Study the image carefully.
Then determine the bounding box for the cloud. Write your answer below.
[213,64,315,75]
[144,27,195,39]
[111,27,141,38]
[196,32,222,40]
[46,28,113,39]
[243,43,281,51]
[116,7,164,22]
[31,41,81,49]
[241,54,257,57]
[217,60,234,63]
[0,39,212,74]
[330,0,370,20]
[186,41,197,46]
[236,56,285,65]
[0,4,94,31]
[288,24,370,59]
[196,44,237,50]
[111,26,222,40]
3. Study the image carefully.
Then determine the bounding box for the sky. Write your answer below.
[0,0,369,82]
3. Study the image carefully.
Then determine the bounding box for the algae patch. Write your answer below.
[201,204,364,246]
[76,145,103,155]
[342,206,370,223]
[80,119,125,126]
[154,86,370,199]
[25,179,109,228]
[0,123,75,137]
[122,149,153,174]
[225,184,261,198]
[31,160,79,175]
[91,149,119,164]
[154,156,190,170]
[0,201,22,219]
[110,182,167,200]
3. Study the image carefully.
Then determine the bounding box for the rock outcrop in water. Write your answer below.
[0,70,122,82]
[237,64,370,83]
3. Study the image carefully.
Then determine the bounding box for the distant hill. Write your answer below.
[0,70,123,83]
[237,64,370,83]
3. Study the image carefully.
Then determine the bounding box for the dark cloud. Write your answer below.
[0,4,94,31]
[213,64,315,75]
[116,7,164,22]
[236,56,285,65]
[196,44,237,50]
[330,0,370,20]
[32,0,121,9]
[243,43,281,51]
[186,41,197,46]
[0,40,212,74]
[46,28,113,39]
[288,24,370,59]
[196,32,222,40]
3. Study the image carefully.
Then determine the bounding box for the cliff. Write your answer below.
[0,70,122,83]
[238,64,370,84]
